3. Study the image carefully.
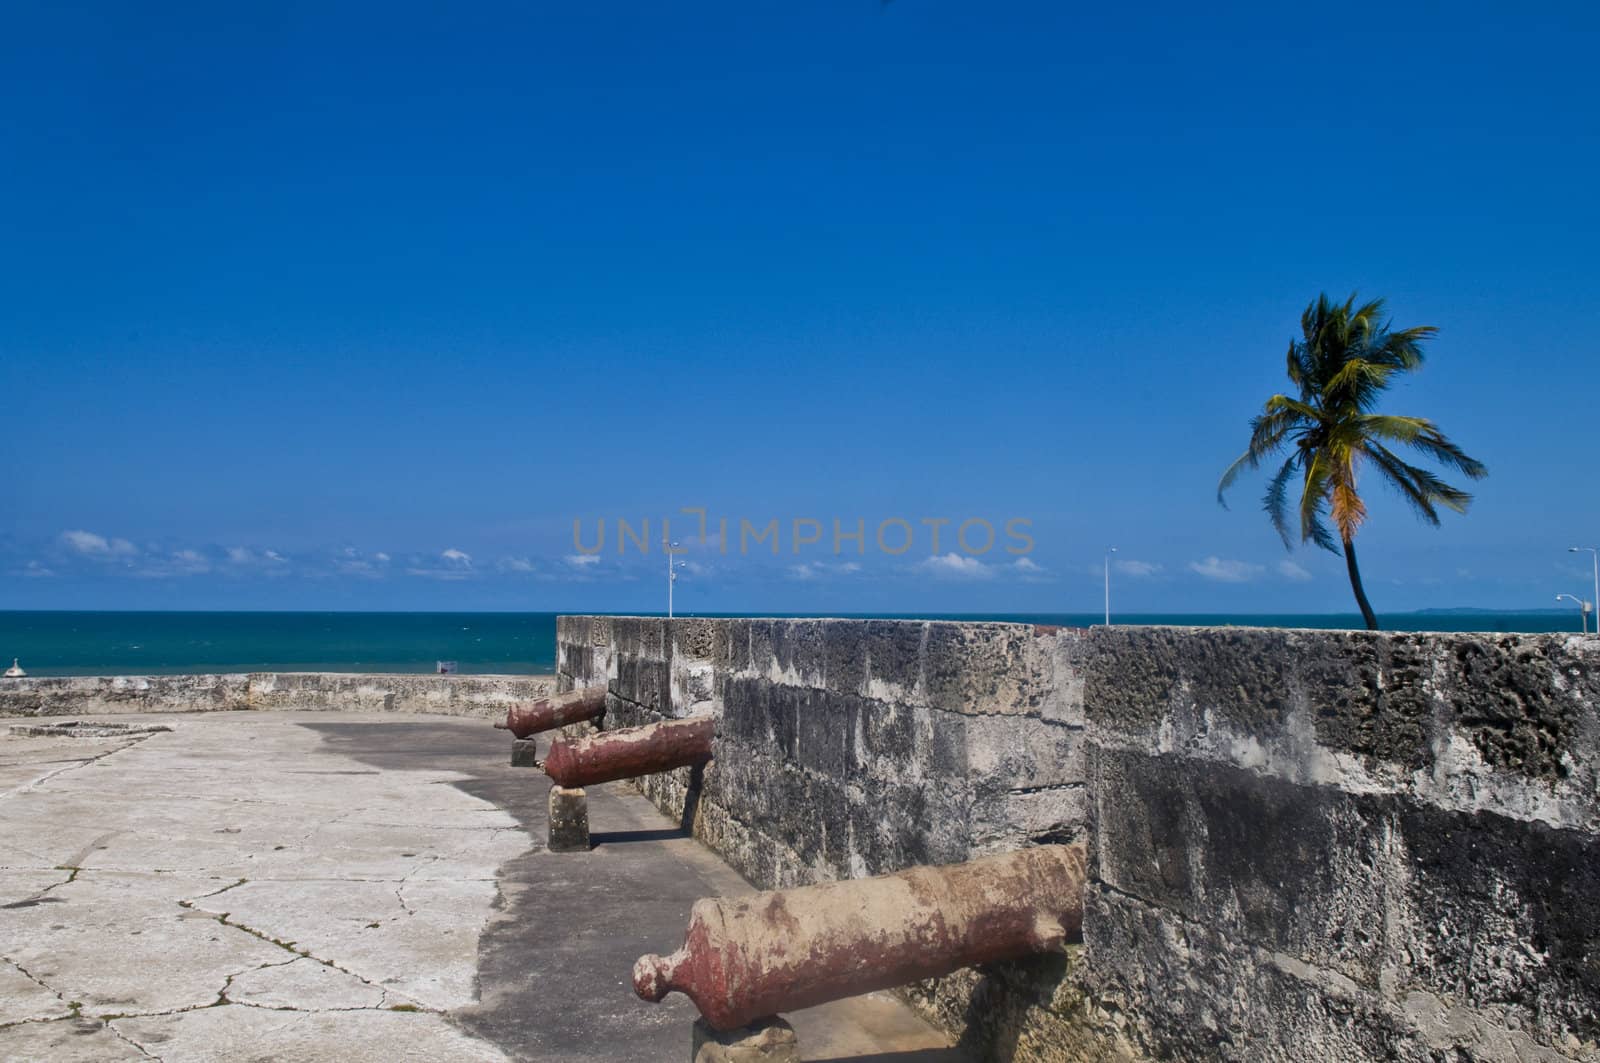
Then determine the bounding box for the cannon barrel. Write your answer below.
[503,686,608,739]
[634,844,1087,1031]
[543,716,714,789]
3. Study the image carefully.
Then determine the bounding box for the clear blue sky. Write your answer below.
[3,1,1596,615]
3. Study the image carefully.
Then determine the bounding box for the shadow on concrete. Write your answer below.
[591,827,689,846]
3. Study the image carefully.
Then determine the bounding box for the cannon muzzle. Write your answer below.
[634,844,1087,1030]
[503,686,608,739]
[543,716,714,788]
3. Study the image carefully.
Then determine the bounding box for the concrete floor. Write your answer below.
[0,712,964,1062]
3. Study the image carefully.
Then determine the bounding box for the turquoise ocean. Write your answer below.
[0,610,1587,677]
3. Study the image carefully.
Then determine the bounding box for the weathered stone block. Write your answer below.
[864,620,926,699]
[970,785,1087,853]
[1090,746,1395,988]
[1293,631,1437,769]
[691,1015,798,1062]
[1394,801,1600,1045]
[1083,884,1431,1062]
[770,620,826,685]
[822,621,868,696]
[673,617,722,662]
[794,688,855,778]
[965,714,1081,792]
[1032,625,1089,726]
[509,738,539,767]
[547,785,590,853]
[1432,634,1595,783]
[924,622,1036,716]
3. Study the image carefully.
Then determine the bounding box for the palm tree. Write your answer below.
[1218,294,1487,630]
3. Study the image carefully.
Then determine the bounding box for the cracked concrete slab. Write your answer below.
[185,876,495,1009]
[0,956,74,1023]
[2,869,294,1018]
[226,957,387,1011]
[0,1017,149,1060]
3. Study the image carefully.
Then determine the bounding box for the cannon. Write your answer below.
[499,686,608,739]
[634,844,1087,1032]
[543,716,714,789]
[539,716,715,854]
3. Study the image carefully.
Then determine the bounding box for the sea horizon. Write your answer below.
[1,608,1588,677]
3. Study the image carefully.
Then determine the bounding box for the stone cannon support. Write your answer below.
[547,785,591,853]
[543,716,714,789]
[501,685,608,739]
[634,844,1087,1031]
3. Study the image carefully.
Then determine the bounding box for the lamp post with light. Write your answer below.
[1570,547,1599,636]
[666,541,687,619]
[1104,547,1117,626]
[1556,594,1591,634]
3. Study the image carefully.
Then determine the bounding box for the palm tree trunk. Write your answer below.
[1342,537,1379,630]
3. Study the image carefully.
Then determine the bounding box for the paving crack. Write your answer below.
[0,736,152,801]
[176,898,415,1006]
[1,953,72,1014]
[0,866,79,910]
[104,1019,163,1060]
[394,855,443,917]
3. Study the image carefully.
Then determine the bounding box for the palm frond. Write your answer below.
[1217,404,1306,504]
[1263,456,1299,549]
[1298,453,1340,553]
[1367,442,1475,517]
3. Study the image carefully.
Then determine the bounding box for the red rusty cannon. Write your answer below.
[543,716,714,789]
[634,844,1087,1031]
[498,686,608,739]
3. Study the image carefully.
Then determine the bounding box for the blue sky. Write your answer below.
[3,1,1597,615]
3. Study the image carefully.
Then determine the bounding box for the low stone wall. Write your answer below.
[556,615,1600,1062]
[0,672,556,720]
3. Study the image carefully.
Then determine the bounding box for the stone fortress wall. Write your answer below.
[555,616,1600,1062]
[0,671,556,719]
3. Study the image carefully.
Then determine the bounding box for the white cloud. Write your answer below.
[407,548,476,580]
[500,557,537,573]
[1114,559,1161,578]
[788,560,861,582]
[1276,560,1313,582]
[61,530,137,557]
[1188,556,1264,582]
[131,549,213,579]
[171,549,210,575]
[18,560,54,578]
[226,547,287,567]
[1010,557,1053,582]
[334,548,390,578]
[565,554,602,568]
[919,552,994,580]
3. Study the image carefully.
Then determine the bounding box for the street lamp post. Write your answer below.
[1104,547,1117,626]
[1570,547,1599,637]
[666,541,686,619]
[1556,594,1590,634]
